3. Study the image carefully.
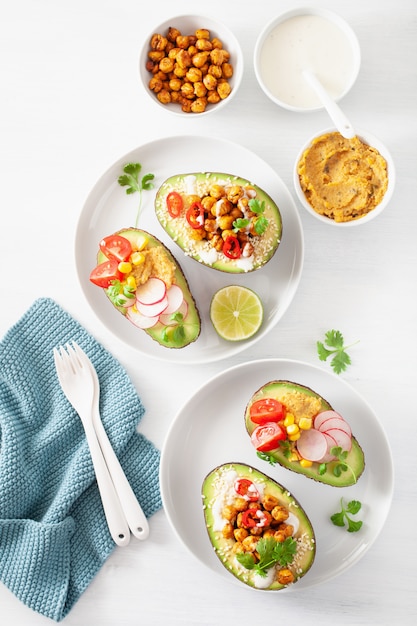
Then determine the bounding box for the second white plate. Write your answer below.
[160,359,394,590]
[75,135,303,363]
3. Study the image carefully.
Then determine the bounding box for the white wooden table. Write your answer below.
[1,0,416,623]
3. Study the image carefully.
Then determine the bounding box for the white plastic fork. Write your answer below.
[71,343,149,540]
[53,344,131,547]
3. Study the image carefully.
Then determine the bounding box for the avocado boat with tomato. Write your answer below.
[202,463,316,590]
[154,172,282,273]
[89,228,200,348]
[245,381,365,487]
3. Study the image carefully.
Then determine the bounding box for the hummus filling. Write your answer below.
[297,132,388,222]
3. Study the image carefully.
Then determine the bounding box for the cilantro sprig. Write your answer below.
[118,162,155,227]
[318,446,358,483]
[331,498,363,533]
[317,329,359,374]
[233,198,269,235]
[105,280,135,307]
[236,536,297,577]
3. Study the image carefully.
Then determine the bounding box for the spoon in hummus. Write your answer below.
[302,69,356,139]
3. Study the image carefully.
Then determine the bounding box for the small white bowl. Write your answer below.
[139,15,243,117]
[293,128,396,226]
[254,7,361,112]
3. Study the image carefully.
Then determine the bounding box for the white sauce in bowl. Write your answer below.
[258,14,359,110]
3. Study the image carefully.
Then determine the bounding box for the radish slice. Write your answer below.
[126,307,159,329]
[136,295,168,317]
[163,284,184,314]
[314,410,345,430]
[296,429,328,462]
[319,417,351,436]
[159,299,188,326]
[320,432,339,462]
[325,428,352,452]
[136,277,167,305]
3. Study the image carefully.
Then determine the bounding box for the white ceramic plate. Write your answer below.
[160,359,394,590]
[75,136,303,363]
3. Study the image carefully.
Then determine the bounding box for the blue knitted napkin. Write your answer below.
[0,298,162,621]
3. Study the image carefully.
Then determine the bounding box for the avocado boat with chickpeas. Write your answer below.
[202,463,316,590]
[154,172,283,273]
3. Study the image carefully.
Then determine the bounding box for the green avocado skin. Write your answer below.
[245,381,365,487]
[154,172,283,273]
[202,462,316,590]
[97,228,200,349]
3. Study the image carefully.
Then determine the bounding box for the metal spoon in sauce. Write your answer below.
[302,69,356,139]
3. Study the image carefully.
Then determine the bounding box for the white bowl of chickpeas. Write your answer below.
[139,15,243,116]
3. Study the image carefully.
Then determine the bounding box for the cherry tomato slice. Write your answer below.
[223,235,241,259]
[249,398,286,425]
[166,191,183,218]
[234,478,260,502]
[89,258,122,288]
[99,235,132,262]
[250,421,287,452]
[186,202,205,229]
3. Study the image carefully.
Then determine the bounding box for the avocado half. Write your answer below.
[96,228,201,349]
[202,463,315,590]
[154,172,282,273]
[245,381,365,487]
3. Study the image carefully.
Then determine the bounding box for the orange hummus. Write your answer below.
[297,132,388,222]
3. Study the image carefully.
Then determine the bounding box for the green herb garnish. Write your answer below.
[118,162,155,227]
[236,536,297,576]
[317,329,359,374]
[232,198,269,236]
[105,280,135,307]
[318,446,358,483]
[161,312,186,345]
[256,451,278,466]
[331,498,363,533]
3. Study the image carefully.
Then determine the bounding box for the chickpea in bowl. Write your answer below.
[293,129,396,226]
[139,15,243,116]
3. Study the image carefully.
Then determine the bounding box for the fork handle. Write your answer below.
[92,408,150,540]
[82,418,131,547]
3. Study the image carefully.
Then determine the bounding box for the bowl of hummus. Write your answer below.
[293,129,395,226]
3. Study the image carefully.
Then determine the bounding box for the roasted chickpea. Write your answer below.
[196,38,212,51]
[226,185,244,204]
[271,506,289,523]
[234,527,249,543]
[222,62,234,79]
[218,215,235,231]
[167,27,181,43]
[192,51,210,68]
[186,67,202,83]
[203,74,217,91]
[176,35,190,49]
[169,77,182,92]
[157,89,171,104]
[207,90,221,104]
[148,50,165,63]
[159,57,175,73]
[180,82,195,99]
[277,569,295,585]
[148,77,163,93]
[222,522,234,539]
[242,535,259,553]
[195,28,210,39]
[217,80,232,100]
[150,34,168,51]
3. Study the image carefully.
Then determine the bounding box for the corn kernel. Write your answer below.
[299,458,313,468]
[131,251,145,265]
[286,423,299,437]
[288,432,300,441]
[299,417,312,430]
[126,275,137,290]
[289,452,299,462]
[135,233,149,250]
[284,413,295,427]
[118,261,132,274]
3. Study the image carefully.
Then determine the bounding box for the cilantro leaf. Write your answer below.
[118,162,155,227]
[331,498,363,533]
[237,537,297,577]
[316,329,359,374]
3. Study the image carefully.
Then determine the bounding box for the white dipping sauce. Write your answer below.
[259,15,357,109]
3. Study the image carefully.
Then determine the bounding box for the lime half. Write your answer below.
[210,285,263,341]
